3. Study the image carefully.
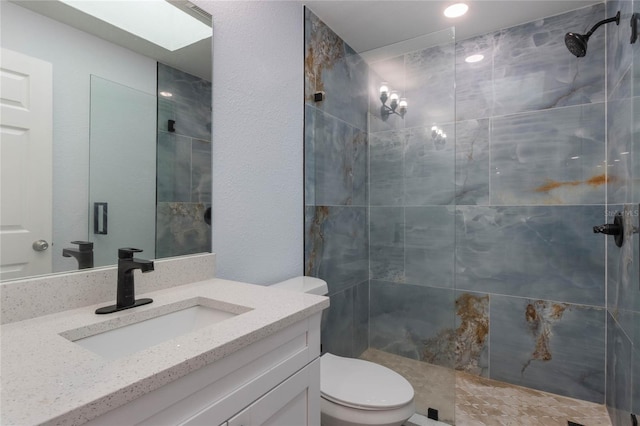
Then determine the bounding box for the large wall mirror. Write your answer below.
[0,0,212,281]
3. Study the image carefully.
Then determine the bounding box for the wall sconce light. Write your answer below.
[379,82,407,120]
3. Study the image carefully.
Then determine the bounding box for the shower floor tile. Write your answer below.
[360,348,611,426]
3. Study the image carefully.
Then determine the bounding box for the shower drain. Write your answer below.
[427,408,438,421]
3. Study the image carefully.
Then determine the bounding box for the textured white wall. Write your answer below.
[195,1,304,285]
[1,2,156,273]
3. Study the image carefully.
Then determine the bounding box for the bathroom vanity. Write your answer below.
[0,259,328,426]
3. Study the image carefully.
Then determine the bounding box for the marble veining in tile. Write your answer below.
[404,42,455,128]
[370,207,405,283]
[455,205,605,306]
[490,103,606,206]
[157,63,211,141]
[521,300,569,373]
[454,119,490,205]
[404,125,456,206]
[492,4,605,115]
[490,295,605,403]
[320,280,369,359]
[156,202,211,258]
[305,206,368,295]
[306,107,368,206]
[606,0,634,101]
[422,292,489,376]
[404,206,455,289]
[455,33,495,121]
[369,130,404,206]
[369,281,455,361]
[304,8,368,131]
[157,132,191,203]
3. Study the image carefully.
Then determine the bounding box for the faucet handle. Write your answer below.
[118,247,143,259]
[70,241,94,251]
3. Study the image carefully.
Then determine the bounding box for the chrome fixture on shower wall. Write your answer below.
[379,82,407,120]
[565,11,620,57]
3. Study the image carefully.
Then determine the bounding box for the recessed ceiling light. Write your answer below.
[159,91,173,97]
[60,0,211,51]
[444,3,469,18]
[465,54,484,63]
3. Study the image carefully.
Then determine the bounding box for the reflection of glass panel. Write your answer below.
[89,75,156,267]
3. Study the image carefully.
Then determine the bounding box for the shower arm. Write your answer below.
[584,11,620,38]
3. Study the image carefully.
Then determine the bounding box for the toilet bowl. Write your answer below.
[271,277,415,426]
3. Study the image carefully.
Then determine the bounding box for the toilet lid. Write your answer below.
[320,353,414,410]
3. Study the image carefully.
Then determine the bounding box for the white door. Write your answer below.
[0,48,53,280]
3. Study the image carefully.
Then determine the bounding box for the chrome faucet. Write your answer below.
[95,248,154,314]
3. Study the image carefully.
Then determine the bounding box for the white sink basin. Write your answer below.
[67,302,248,360]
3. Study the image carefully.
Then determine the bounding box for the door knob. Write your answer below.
[32,240,49,251]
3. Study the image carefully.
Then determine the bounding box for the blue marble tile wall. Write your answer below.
[368,3,612,404]
[156,63,212,258]
[605,0,640,423]
[304,8,370,358]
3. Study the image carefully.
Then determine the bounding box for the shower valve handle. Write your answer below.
[593,223,621,235]
[593,211,624,247]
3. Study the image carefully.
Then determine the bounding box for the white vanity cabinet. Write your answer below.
[203,359,319,426]
[87,313,321,426]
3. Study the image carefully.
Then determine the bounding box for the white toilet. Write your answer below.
[272,277,415,426]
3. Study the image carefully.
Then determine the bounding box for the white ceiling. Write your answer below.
[305,1,600,54]
[11,0,212,81]
[13,0,601,79]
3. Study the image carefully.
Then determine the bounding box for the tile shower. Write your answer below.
[304,1,638,425]
[156,63,212,258]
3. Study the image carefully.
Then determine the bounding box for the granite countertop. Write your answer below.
[0,279,329,426]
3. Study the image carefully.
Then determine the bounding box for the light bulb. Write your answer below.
[444,3,468,18]
[389,91,399,110]
[398,98,407,116]
[465,54,484,63]
[379,83,389,96]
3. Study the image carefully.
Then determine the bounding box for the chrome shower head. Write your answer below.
[565,11,620,57]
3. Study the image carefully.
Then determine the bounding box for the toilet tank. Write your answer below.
[271,276,328,296]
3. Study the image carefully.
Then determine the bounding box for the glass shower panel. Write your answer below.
[366,27,457,424]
